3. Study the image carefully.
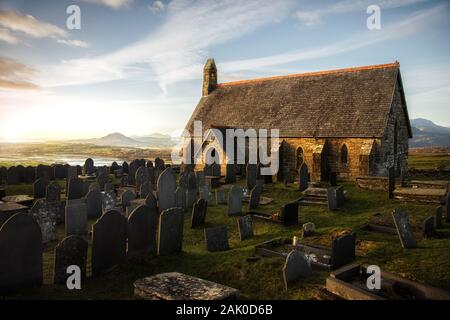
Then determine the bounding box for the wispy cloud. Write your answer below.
[149,1,166,14]
[0,28,19,44]
[294,0,430,26]
[0,57,39,90]
[81,0,134,9]
[57,39,91,48]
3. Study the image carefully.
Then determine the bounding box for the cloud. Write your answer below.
[0,57,39,90]
[294,0,430,26]
[0,28,19,44]
[81,0,134,9]
[57,39,91,48]
[149,1,166,13]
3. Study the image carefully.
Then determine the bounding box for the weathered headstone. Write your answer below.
[248,185,262,210]
[67,177,84,200]
[392,209,417,249]
[155,157,165,170]
[215,189,226,205]
[191,198,207,228]
[299,163,309,192]
[83,158,95,175]
[302,222,315,237]
[238,215,253,240]
[0,213,43,290]
[122,161,129,174]
[246,164,258,190]
[97,172,109,191]
[92,210,127,276]
[157,207,184,256]
[225,164,236,184]
[33,177,49,199]
[228,185,243,216]
[282,250,312,290]
[53,235,87,285]
[65,201,87,237]
[188,171,197,190]
[144,192,159,213]
[281,202,299,226]
[199,185,212,203]
[30,199,58,242]
[175,187,186,210]
[157,168,176,212]
[102,190,117,212]
[53,164,65,179]
[121,190,136,209]
[128,160,139,185]
[205,226,229,252]
[140,181,151,199]
[85,188,102,219]
[46,182,61,202]
[335,185,345,207]
[135,166,149,192]
[36,164,51,180]
[423,216,438,238]
[331,232,356,269]
[127,205,157,257]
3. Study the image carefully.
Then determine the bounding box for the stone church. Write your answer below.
[184,59,412,182]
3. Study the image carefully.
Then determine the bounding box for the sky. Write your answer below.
[0,0,449,141]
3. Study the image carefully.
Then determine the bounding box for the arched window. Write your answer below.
[341,144,348,165]
[296,147,304,169]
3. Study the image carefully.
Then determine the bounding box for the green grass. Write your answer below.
[409,153,450,170]
[2,179,450,300]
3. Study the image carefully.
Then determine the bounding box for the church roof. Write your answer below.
[186,62,412,138]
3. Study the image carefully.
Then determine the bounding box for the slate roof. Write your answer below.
[186,62,411,138]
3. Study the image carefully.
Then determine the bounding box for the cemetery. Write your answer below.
[0,158,449,300]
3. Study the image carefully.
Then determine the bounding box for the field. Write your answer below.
[409,152,450,170]
[2,177,449,300]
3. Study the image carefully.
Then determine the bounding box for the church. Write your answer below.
[184,59,412,182]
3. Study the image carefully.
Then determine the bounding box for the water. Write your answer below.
[0,153,124,166]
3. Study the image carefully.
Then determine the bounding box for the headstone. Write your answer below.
[120,174,129,187]
[282,250,312,290]
[238,215,253,240]
[53,164,65,179]
[30,199,58,242]
[155,157,165,170]
[24,166,35,183]
[46,182,61,202]
[144,192,158,213]
[157,207,184,256]
[122,161,129,174]
[157,168,176,212]
[225,164,236,184]
[53,235,87,285]
[36,164,50,180]
[191,198,207,228]
[0,166,7,184]
[335,185,345,207]
[121,190,136,209]
[215,189,226,205]
[228,186,243,216]
[83,158,94,175]
[127,205,157,257]
[67,177,84,200]
[0,213,43,290]
[434,206,443,229]
[423,216,438,238]
[392,209,417,249]
[140,181,151,199]
[327,187,337,211]
[302,222,315,237]
[299,163,308,192]
[85,189,102,219]
[196,171,206,187]
[199,185,211,203]
[97,172,109,191]
[92,210,127,276]
[147,166,155,184]
[204,226,229,252]
[128,160,139,185]
[246,164,258,190]
[33,177,49,199]
[388,166,395,199]
[102,190,117,212]
[135,166,149,191]
[7,166,19,185]
[331,232,356,269]
[248,185,262,210]
[187,171,197,189]
[65,201,87,237]
[175,187,186,210]
[281,202,299,226]
[186,189,197,208]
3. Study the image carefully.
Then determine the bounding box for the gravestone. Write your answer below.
[228,186,243,216]
[102,190,117,212]
[155,157,165,170]
[199,185,211,203]
[0,166,7,184]
[246,164,258,190]
[205,226,229,252]
[92,210,127,276]
[36,164,50,180]
[0,213,43,290]
[335,185,345,207]
[147,166,155,184]
[144,192,159,213]
[175,187,186,210]
[83,158,94,175]
[327,187,337,211]
[186,189,197,208]
[238,215,253,240]
[388,166,395,199]
[140,181,151,199]
[248,185,262,210]
[299,163,309,192]
[157,207,184,256]
[53,235,87,285]
[423,216,438,238]
[7,166,20,185]
[331,232,356,269]
[196,171,206,188]
[65,201,87,237]
[191,198,207,228]
[121,190,136,209]
[225,164,236,184]
[67,177,84,200]
[16,165,25,183]
[215,189,226,205]
[157,168,176,212]
[302,222,316,237]
[188,171,197,190]
[122,161,129,174]
[120,174,129,187]
[33,177,49,199]
[434,206,443,229]
[282,250,312,290]
[30,199,58,242]
[46,182,61,202]
[179,171,189,189]
[53,164,65,179]
[135,166,149,191]
[24,166,36,183]
[281,202,299,226]
[110,161,119,174]
[104,182,114,192]
[330,171,337,187]
[392,209,417,249]
[127,205,157,257]
[85,189,102,219]
[97,172,109,191]
[128,161,139,185]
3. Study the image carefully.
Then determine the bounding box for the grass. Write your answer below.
[409,153,450,170]
[2,178,450,300]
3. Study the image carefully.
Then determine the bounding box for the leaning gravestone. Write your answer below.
[65,201,88,237]
[157,207,184,256]
[92,210,127,276]
[127,205,157,257]
[85,189,102,219]
[281,202,299,226]
[68,177,84,200]
[246,164,258,190]
[46,181,61,202]
[392,209,417,249]
[157,168,176,212]
[228,185,243,216]
[53,235,87,285]
[299,163,308,192]
[282,250,312,290]
[434,206,443,229]
[30,199,58,242]
[191,198,207,228]
[215,189,227,205]
[33,177,49,199]
[121,190,136,209]
[175,187,186,210]
[0,213,43,290]
[238,215,253,241]
[205,226,229,252]
[331,232,356,269]
[248,185,262,210]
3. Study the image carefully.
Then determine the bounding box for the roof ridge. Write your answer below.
[217,62,400,87]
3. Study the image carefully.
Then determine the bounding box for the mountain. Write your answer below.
[95,132,145,147]
[410,118,450,148]
[131,133,176,147]
[67,132,176,148]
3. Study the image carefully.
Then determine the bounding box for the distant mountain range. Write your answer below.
[68,132,176,148]
[410,118,450,148]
